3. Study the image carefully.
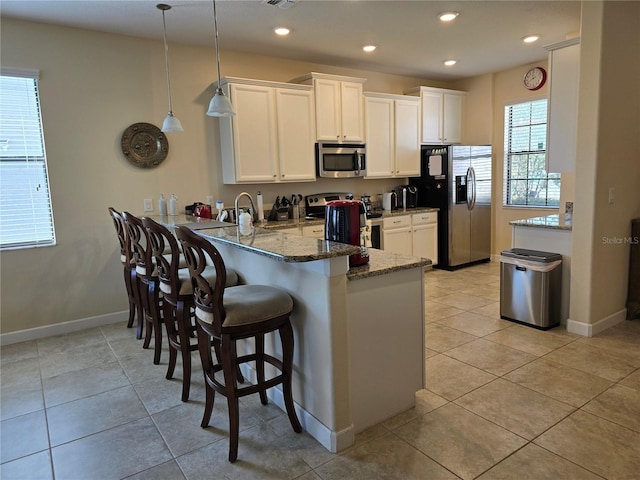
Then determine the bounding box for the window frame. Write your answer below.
[0,67,56,250]
[503,98,560,208]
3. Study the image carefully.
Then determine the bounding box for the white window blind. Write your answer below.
[504,99,560,207]
[0,69,56,249]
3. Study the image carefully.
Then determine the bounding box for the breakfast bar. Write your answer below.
[182,223,428,453]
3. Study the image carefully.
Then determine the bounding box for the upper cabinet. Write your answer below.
[405,86,465,144]
[364,93,420,178]
[294,72,366,143]
[219,77,316,184]
[545,38,580,173]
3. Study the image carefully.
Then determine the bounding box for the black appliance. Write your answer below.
[409,145,492,270]
[304,192,354,219]
[394,185,418,209]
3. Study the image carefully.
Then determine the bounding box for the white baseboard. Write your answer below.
[566,308,627,337]
[0,311,128,346]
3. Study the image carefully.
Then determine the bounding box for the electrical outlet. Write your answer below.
[608,187,615,205]
[143,198,153,212]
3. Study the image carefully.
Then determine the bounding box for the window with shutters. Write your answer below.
[0,69,56,250]
[504,99,560,207]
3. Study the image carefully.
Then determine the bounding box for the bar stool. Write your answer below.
[123,212,163,364]
[175,226,302,462]
[108,207,142,336]
[142,217,239,402]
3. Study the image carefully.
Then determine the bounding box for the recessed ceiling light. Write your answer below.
[439,12,459,22]
[362,45,377,53]
[274,27,291,36]
[444,60,457,66]
[522,34,540,43]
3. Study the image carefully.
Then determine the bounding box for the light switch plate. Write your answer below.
[143,198,153,212]
[608,188,615,204]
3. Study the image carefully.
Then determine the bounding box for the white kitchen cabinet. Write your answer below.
[294,72,366,143]
[411,212,438,265]
[545,38,580,173]
[382,215,412,255]
[405,86,465,144]
[364,93,420,178]
[219,77,315,184]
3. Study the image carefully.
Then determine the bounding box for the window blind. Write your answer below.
[0,70,56,249]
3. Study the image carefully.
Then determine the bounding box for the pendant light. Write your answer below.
[206,0,235,117]
[158,3,183,132]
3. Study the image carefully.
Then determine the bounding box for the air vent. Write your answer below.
[261,0,297,9]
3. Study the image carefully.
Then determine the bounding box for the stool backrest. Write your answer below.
[123,212,153,280]
[175,226,226,335]
[142,217,180,301]
[108,207,131,265]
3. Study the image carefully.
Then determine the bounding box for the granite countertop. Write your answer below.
[510,213,573,230]
[347,248,432,280]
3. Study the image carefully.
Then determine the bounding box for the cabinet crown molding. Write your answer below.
[291,72,367,84]
[544,37,581,51]
[404,85,466,96]
[219,76,312,91]
[364,91,420,102]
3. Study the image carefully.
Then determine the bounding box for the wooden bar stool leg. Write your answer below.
[164,301,178,380]
[255,334,268,405]
[221,334,240,463]
[280,321,302,433]
[175,301,192,402]
[133,270,144,339]
[199,328,216,428]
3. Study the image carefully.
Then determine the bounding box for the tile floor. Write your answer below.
[2,261,640,479]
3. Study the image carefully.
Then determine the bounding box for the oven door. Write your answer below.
[317,143,366,178]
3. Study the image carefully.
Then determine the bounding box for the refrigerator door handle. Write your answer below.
[466,167,477,210]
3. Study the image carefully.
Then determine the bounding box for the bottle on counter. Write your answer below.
[168,194,177,216]
[158,194,167,215]
[256,191,264,224]
[239,209,253,235]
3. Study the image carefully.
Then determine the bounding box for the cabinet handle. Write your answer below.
[273,174,277,178]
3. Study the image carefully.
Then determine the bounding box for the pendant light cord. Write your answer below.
[213,0,223,91]
[161,8,174,112]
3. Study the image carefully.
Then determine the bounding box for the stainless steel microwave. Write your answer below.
[316,143,366,178]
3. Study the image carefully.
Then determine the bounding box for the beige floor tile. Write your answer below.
[474,301,501,319]
[620,368,640,391]
[0,340,38,365]
[582,384,640,433]
[414,388,449,415]
[477,443,602,479]
[504,358,613,407]
[455,378,575,439]
[38,342,119,379]
[436,292,495,310]
[424,285,454,299]
[484,324,576,356]
[314,432,458,480]
[436,311,512,337]
[0,382,44,421]
[445,339,538,376]
[36,327,106,356]
[0,356,41,390]
[427,277,473,292]
[424,301,465,322]
[544,341,638,381]
[395,403,527,480]
[425,347,439,358]
[459,284,501,301]
[123,460,186,480]
[535,410,640,480]
[425,323,478,353]
[426,354,496,400]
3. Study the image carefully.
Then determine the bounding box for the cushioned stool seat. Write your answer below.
[175,225,302,463]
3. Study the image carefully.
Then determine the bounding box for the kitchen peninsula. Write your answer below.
[160,217,429,453]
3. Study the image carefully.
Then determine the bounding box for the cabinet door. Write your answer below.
[364,96,394,178]
[340,82,364,142]
[443,93,463,144]
[382,227,412,255]
[314,79,341,141]
[413,223,438,265]
[421,91,443,144]
[395,98,420,176]
[228,84,278,182]
[276,88,316,182]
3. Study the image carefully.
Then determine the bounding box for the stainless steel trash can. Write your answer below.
[500,248,562,329]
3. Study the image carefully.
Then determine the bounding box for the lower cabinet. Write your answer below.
[381,212,438,264]
[382,215,412,255]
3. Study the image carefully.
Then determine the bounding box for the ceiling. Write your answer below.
[1,0,582,81]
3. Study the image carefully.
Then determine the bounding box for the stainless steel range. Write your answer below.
[304,192,354,219]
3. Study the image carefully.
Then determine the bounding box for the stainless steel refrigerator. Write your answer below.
[409,145,492,269]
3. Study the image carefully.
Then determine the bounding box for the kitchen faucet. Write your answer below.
[234,192,256,225]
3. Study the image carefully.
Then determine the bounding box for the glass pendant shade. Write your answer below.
[207,87,235,117]
[162,112,184,132]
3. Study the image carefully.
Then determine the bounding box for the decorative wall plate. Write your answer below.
[120,122,169,168]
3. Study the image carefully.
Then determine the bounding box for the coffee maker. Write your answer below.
[325,200,370,267]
